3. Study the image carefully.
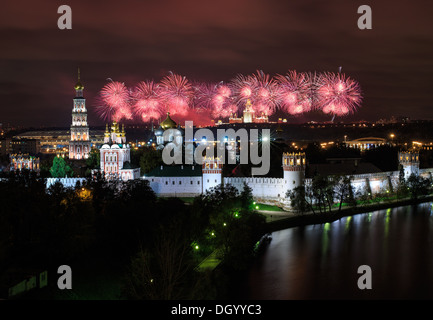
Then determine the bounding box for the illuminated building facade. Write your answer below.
[69,69,91,160]
[99,121,140,181]
[228,99,268,124]
[9,154,40,172]
[154,112,184,150]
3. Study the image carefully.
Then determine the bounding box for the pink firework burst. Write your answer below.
[113,104,133,122]
[97,81,131,121]
[159,72,193,116]
[316,72,363,116]
[211,83,237,118]
[249,70,281,116]
[194,82,218,111]
[194,82,236,118]
[230,74,254,106]
[132,80,162,122]
[276,70,312,115]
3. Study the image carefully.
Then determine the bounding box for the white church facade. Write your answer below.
[99,121,141,181]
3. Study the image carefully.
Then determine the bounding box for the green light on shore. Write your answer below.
[195,245,199,250]
[255,205,259,210]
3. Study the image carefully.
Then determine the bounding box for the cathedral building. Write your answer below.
[69,69,91,160]
[154,112,184,150]
[99,121,140,181]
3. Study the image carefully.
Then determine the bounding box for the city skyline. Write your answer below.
[1,1,433,127]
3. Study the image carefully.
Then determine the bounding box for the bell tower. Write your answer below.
[282,152,306,194]
[69,68,91,160]
[398,151,419,179]
[202,156,223,193]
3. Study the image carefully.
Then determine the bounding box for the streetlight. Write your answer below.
[390,133,395,146]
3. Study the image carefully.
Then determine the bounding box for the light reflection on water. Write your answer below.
[239,202,433,299]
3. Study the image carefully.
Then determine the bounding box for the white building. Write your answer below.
[143,152,306,203]
[142,150,433,208]
[99,121,140,181]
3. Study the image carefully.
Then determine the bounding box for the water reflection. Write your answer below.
[239,202,433,299]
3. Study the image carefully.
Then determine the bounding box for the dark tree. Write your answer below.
[50,156,74,178]
[334,175,356,211]
[407,173,431,200]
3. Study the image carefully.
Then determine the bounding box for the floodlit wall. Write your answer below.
[45,177,86,189]
[143,176,202,197]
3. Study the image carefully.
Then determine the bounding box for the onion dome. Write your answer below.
[74,80,84,91]
[160,112,177,130]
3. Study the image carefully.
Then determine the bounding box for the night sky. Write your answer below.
[1,0,432,127]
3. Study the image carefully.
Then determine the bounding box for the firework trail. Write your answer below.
[316,72,363,116]
[276,70,312,115]
[97,81,131,122]
[194,82,237,118]
[132,80,162,122]
[159,72,193,116]
[194,82,218,112]
[213,83,237,118]
[96,69,363,124]
[230,73,254,107]
[249,70,281,116]
[230,70,281,116]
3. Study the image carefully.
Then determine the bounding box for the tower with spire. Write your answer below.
[69,68,91,160]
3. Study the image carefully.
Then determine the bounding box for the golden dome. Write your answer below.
[74,81,84,91]
[160,112,177,130]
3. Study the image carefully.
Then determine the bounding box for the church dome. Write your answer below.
[160,112,177,130]
[74,81,84,91]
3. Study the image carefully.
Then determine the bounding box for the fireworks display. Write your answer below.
[316,72,363,116]
[96,69,363,123]
[159,72,194,117]
[97,81,132,122]
[132,80,161,122]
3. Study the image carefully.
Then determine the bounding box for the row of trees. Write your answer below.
[287,175,356,214]
[0,170,265,300]
[122,182,266,299]
[287,167,433,214]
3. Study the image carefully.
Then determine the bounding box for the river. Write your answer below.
[237,202,433,299]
